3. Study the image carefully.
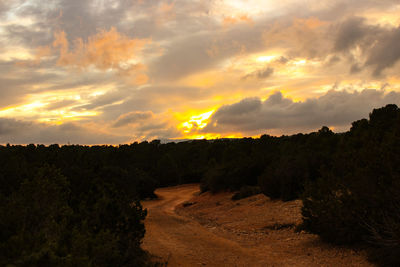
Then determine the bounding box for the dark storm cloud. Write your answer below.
[135,123,182,141]
[0,118,129,144]
[204,89,400,134]
[350,63,362,74]
[333,20,400,76]
[365,27,400,77]
[257,67,274,79]
[281,15,400,76]
[333,17,374,52]
[242,67,275,80]
[276,56,289,64]
[216,98,262,117]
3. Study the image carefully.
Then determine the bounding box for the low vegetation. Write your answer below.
[1,104,399,266]
[231,186,261,200]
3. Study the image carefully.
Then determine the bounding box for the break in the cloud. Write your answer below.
[0,0,400,143]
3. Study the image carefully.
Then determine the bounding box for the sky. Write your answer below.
[0,0,400,144]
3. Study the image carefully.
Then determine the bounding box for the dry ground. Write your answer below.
[142,184,373,267]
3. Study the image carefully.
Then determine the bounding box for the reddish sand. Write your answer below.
[142,184,373,267]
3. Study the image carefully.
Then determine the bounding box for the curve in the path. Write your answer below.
[141,184,272,267]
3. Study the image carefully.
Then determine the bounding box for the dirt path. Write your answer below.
[142,184,271,266]
[142,184,373,267]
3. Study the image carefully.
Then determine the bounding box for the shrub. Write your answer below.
[232,186,261,200]
[0,165,151,266]
[364,199,400,266]
[300,105,400,266]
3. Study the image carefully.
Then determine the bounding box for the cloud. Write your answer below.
[0,118,129,144]
[263,17,331,59]
[98,85,208,120]
[332,18,400,76]
[244,67,274,80]
[261,15,400,76]
[51,27,149,69]
[203,89,400,135]
[74,89,130,112]
[44,99,78,110]
[29,27,150,84]
[150,21,267,81]
[327,16,400,76]
[1,0,400,144]
[223,14,253,27]
[135,123,181,141]
[112,111,153,127]
[0,60,59,108]
[365,27,400,76]
[333,17,375,52]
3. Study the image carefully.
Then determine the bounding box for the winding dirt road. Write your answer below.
[142,184,275,266]
[141,184,372,267]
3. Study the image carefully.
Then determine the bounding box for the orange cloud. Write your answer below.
[262,17,330,59]
[52,31,69,61]
[159,1,174,13]
[117,62,149,85]
[223,14,253,27]
[155,1,176,25]
[32,28,151,84]
[34,46,53,64]
[294,17,327,29]
[52,27,149,70]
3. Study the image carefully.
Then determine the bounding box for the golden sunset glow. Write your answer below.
[256,55,277,63]
[0,0,399,144]
[179,110,214,133]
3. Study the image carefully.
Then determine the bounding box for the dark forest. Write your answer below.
[1,104,399,266]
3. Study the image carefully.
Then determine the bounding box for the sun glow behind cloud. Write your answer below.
[0,0,400,144]
[0,101,99,123]
[180,110,214,132]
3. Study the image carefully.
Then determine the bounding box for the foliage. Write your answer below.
[1,104,400,266]
[300,104,400,266]
[0,165,150,266]
[231,185,261,200]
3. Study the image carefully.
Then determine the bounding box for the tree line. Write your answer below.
[1,104,399,266]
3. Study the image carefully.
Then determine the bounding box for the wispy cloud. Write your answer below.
[0,0,399,143]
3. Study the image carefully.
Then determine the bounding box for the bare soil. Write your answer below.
[142,184,373,267]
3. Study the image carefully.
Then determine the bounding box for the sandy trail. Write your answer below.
[142,184,372,267]
[142,184,271,266]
